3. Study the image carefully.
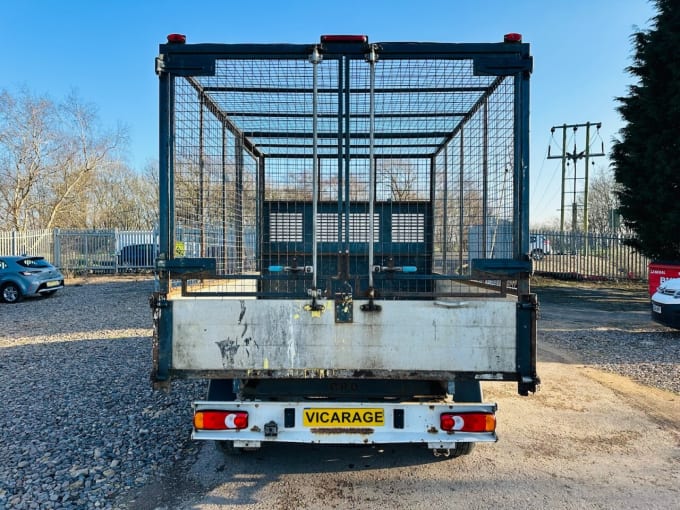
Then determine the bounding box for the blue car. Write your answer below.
[0,256,65,303]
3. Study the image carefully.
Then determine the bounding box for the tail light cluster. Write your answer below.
[440,412,495,432]
[194,411,248,430]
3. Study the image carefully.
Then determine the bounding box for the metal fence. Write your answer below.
[0,229,156,274]
[0,228,650,280]
[530,230,649,281]
[0,229,53,260]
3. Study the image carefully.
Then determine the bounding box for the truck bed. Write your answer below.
[152,34,538,396]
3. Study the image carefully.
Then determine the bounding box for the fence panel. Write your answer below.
[56,230,117,274]
[531,230,649,281]
[1,228,649,280]
[0,229,53,259]
[115,230,157,271]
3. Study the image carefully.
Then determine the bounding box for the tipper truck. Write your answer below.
[151,33,538,457]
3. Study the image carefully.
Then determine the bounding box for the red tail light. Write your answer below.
[440,412,495,432]
[503,33,522,43]
[167,34,187,44]
[321,35,368,44]
[194,411,248,430]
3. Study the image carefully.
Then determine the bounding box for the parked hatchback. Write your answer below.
[0,256,65,303]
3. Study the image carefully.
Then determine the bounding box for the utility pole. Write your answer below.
[547,122,605,233]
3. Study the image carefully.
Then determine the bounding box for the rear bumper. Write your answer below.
[36,281,64,294]
[26,279,64,295]
[192,400,498,449]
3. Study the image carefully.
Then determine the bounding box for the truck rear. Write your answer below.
[152,33,538,456]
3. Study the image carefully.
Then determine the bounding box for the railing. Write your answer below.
[0,228,651,281]
[0,229,156,274]
[0,229,53,261]
[530,230,649,281]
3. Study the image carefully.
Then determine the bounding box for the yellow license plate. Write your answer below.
[303,408,385,427]
[46,281,60,288]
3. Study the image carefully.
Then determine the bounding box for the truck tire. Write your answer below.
[215,440,243,456]
[207,379,236,400]
[450,442,475,458]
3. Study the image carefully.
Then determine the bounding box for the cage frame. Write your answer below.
[155,36,533,299]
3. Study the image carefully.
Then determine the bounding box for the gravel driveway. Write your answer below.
[0,277,204,510]
[0,277,678,509]
[534,279,680,394]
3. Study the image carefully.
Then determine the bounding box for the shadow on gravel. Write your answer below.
[127,441,461,509]
[533,281,649,312]
[0,278,155,338]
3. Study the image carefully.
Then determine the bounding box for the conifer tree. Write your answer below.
[611,0,680,260]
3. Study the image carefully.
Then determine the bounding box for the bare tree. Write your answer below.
[377,160,427,201]
[87,161,157,229]
[0,89,60,230]
[0,88,126,231]
[579,166,622,235]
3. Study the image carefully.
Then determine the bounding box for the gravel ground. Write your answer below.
[0,277,678,509]
[541,328,680,394]
[535,280,680,395]
[0,277,205,510]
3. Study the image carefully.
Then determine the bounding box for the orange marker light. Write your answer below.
[194,411,248,430]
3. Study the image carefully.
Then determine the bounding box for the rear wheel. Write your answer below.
[207,379,237,400]
[450,442,475,457]
[215,440,243,456]
[207,380,244,456]
[448,380,481,458]
[1,282,22,303]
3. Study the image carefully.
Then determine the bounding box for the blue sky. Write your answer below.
[2,0,655,225]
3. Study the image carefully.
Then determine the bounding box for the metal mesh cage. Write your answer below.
[164,40,526,298]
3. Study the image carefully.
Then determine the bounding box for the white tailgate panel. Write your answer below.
[171,298,516,372]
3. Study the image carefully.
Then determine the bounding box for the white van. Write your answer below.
[530,234,551,260]
[651,278,680,329]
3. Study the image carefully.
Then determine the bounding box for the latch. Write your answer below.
[373,257,416,273]
[335,293,354,323]
[305,288,326,314]
[360,287,382,312]
[149,292,168,309]
[268,256,313,274]
[264,421,278,438]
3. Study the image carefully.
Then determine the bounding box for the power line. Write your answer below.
[531,136,561,219]
[547,122,605,233]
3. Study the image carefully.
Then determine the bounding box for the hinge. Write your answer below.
[149,292,168,309]
[517,292,538,311]
[155,55,166,76]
